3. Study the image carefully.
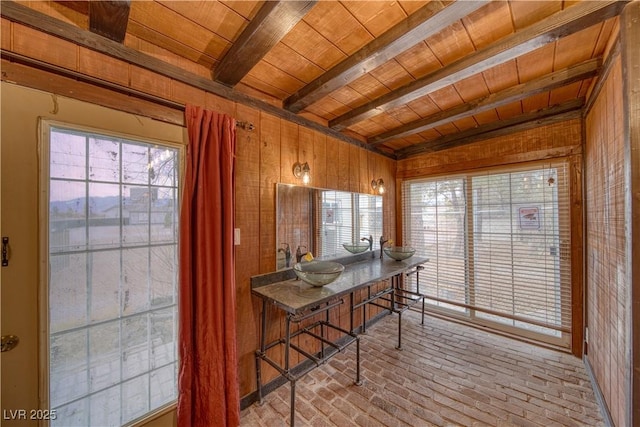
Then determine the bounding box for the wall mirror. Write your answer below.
[276,183,383,270]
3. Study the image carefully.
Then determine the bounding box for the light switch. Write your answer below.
[234,228,241,246]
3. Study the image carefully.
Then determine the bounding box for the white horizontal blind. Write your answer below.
[403,162,572,346]
[319,190,354,257]
[355,193,383,244]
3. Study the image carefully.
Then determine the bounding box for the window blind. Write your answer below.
[402,162,572,346]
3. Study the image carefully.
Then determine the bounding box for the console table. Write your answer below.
[251,255,428,426]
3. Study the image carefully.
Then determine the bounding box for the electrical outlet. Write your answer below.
[234,228,240,246]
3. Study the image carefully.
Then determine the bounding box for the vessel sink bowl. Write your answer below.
[342,242,370,254]
[293,261,345,286]
[383,246,416,261]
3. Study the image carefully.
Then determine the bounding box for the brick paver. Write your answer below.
[241,311,605,426]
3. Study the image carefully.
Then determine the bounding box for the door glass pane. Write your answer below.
[89,250,120,323]
[50,180,86,252]
[89,137,120,182]
[48,126,179,426]
[50,253,87,333]
[88,182,120,249]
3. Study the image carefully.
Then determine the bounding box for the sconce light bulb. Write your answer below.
[294,161,311,185]
[374,178,384,194]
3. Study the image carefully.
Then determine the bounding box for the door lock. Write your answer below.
[2,236,8,267]
[1,335,19,352]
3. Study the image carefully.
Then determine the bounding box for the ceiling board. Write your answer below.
[347,73,391,101]
[369,60,415,92]
[126,21,217,68]
[454,74,490,103]
[302,1,372,55]
[341,1,408,38]
[395,41,442,79]
[462,1,513,50]
[328,85,367,110]
[427,85,464,112]
[517,43,555,83]
[242,69,292,100]
[261,42,325,84]
[521,92,550,113]
[509,0,562,29]
[387,105,422,126]
[472,109,500,125]
[426,21,475,66]
[220,0,263,20]
[397,0,430,16]
[129,2,229,60]
[159,1,248,43]
[406,95,441,118]
[496,100,524,121]
[38,1,88,27]
[549,81,583,105]
[482,60,519,93]
[553,24,602,70]
[280,20,346,71]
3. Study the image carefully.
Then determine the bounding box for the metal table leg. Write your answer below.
[255,299,267,405]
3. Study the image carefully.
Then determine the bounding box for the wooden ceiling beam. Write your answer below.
[369,57,601,146]
[284,0,490,113]
[213,0,317,87]
[330,0,628,131]
[396,98,585,159]
[89,0,130,43]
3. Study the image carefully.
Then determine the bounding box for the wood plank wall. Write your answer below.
[0,18,397,401]
[397,118,585,357]
[584,46,629,427]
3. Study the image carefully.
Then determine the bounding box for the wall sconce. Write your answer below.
[293,161,311,185]
[371,178,385,194]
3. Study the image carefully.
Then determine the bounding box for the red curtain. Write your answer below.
[178,104,240,426]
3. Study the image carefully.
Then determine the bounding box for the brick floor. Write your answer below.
[240,311,604,427]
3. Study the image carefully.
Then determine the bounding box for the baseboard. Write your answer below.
[240,310,390,410]
[584,355,614,427]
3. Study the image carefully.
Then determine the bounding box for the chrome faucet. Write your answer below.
[361,235,373,252]
[278,243,291,268]
[379,236,389,259]
[296,245,308,264]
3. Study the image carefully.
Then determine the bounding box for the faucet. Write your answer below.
[379,236,389,259]
[361,235,373,251]
[296,245,308,264]
[278,243,291,268]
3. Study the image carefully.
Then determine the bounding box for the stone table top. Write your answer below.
[251,256,429,314]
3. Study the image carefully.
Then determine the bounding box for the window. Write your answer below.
[46,125,180,426]
[403,163,572,347]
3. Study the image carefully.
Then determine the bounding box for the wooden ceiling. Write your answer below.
[3,0,626,158]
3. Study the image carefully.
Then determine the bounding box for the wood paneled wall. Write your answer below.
[583,4,640,422]
[0,19,397,402]
[584,56,627,427]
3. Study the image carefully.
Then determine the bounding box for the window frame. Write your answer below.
[38,119,184,426]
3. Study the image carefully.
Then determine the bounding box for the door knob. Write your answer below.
[1,335,19,352]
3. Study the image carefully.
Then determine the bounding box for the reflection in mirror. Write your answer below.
[276,184,383,270]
